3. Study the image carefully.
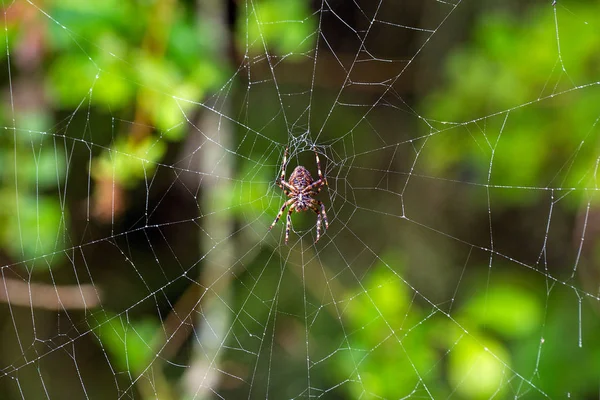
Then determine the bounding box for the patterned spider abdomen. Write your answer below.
[289,166,313,189]
[289,166,314,211]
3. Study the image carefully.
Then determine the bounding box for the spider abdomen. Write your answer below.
[289,166,313,190]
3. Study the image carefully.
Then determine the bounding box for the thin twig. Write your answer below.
[0,277,101,310]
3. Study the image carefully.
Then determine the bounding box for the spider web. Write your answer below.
[1,0,599,398]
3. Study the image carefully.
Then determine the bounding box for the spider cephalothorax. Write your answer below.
[269,147,329,244]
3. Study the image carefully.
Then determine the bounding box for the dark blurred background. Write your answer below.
[1,0,600,398]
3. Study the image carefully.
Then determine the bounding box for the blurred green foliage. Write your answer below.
[422,4,600,204]
[1,0,319,264]
[0,116,67,264]
[335,254,547,399]
[313,2,600,398]
[239,0,316,57]
[93,312,159,373]
[91,136,166,189]
[2,0,600,399]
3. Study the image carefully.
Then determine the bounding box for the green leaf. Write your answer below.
[1,192,66,264]
[449,334,510,399]
[92,313,158,373]
[239,0,317,56]
[92,135,166,188]
[462,282,542,338]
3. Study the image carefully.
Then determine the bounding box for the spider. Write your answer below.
[269,147,329,244]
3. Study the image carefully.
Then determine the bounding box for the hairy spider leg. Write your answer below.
[316,200,329,229]
[281,147,289,181]
[302,150,328,194]
[277,147,292,195]
[315,211,322,242]
[285,204,296,244]
[314,149,328,186]
[270,198,295,230]
[310,199,329,229]
[279,179,296,194]
[278,183,290,197]
[302,179,325,194]
[310,200,329,243]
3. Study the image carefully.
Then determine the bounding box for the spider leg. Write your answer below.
[280,147,289,182]
[310,200,329,243]
[316,200,329,229]
[302,178,325,194]
[299,150,328,194]
[285,204,295,244]
[315,211,322,243]
[270,198,295,230]
[314,149,328,186]
[280,180,296,193]
[278,184,290,197]
[276,147,293,196]
[277,180,289,196]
